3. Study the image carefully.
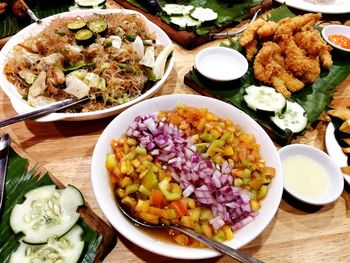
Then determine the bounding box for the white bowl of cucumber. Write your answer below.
[0,9,174,122]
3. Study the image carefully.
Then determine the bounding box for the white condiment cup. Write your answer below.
[321,24,350,53]
[194,46,248,82]
[278,144,344,206]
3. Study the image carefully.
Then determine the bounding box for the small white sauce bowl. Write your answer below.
[278,144,344,206]
[195,46,248,82]
[322,24,350,53]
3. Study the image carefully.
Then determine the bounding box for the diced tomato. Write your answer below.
[171,199,187,217]
[151,189,167,208]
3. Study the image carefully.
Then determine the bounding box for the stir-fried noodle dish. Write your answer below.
[4,13,173,112]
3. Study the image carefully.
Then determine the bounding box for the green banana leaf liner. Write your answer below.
[0,146,117,262]
[185,4,350,145]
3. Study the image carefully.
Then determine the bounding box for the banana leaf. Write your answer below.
[0,148,102,263]
[189,4,350,144]
[127,0,262,36]
[0,0,73,39]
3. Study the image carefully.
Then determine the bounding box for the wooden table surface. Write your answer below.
[0,2,350,263]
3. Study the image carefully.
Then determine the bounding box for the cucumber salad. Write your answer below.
[9,185,85,263]
[244,85,308,133]
[163,4,218,30]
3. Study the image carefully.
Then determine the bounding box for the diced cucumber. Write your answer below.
[244,85,286,115]
[190,7,218,22]
[10,185,84,244]
[75,0,106,7]
[170,15,202,30]
[163,4,194,16]
[9,225,84,263]
[271,100,308,133]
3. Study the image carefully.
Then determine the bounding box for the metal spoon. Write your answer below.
[209,8,261,40]
[116,200,263,263]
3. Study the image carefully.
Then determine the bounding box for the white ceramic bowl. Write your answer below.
[0,9,174,122]
[322,25,350,53]
[278,144,344,206]
[91,94,283,259]
[194,47,248,82]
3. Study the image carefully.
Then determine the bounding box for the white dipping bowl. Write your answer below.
[322,25,350,53]
[278,144,344,206]
[91,94,283,259]
[195,47,248,82]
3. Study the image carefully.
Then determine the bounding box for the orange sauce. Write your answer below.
[328,34,350,50]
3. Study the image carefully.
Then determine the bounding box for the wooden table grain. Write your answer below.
[0,3,350,263]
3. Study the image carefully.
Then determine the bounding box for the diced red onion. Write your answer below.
[126,113,258,233]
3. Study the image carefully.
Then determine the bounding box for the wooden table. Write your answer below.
[0,3,350,262]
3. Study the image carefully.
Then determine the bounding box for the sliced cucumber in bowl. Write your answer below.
[9,225,85,263]
[10,185,84,244]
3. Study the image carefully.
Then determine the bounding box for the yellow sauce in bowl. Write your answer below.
[282,155,330,198]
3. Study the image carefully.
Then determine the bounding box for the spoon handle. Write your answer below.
[170,225,263,263]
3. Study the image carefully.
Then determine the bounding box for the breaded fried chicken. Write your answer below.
[254,42,304,97]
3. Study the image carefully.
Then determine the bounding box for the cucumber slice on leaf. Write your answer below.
[170,15,202,30]
[244,85,286,115]
[163,4,194,16]
[75,0,106,7]
[190,7,218,22]
[10,185,84,244]
[9,225,85,263]
[271,100,308,133]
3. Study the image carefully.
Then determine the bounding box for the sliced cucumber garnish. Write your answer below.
[244,85,286,115]
[271,100,308,133]
[75,0,106,7]
[170,15,202,30]
[10,185,84,244]
[9,225,85,263]
[67,21,86,31]
[88,19,108,34]
[75,29,94,45]
[163,4,194,16]
[190,7,218,22]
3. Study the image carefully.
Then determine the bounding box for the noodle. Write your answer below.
[4,13,163,112]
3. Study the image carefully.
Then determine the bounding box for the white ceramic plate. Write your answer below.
[274,0,350,14]
[194,47,248,82]
[278,144,344,205]
[91,94,283,259]
[322,25,350,53]
[0,9,174,122]
[325,122,350,185]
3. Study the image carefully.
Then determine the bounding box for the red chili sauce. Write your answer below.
[328,34,350,50]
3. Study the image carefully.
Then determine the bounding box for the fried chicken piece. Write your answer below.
[274,13,322,39]
[245,39,258,61]
[254,41,304,97]
[257,21,278,38]
[294,30,333,69]
[239,18,266,47]
[281,35,321,85]
[0,2,7,15]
